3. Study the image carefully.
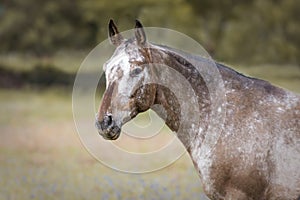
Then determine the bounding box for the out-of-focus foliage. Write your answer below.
[0,0,92,55]
[0,0,299,64]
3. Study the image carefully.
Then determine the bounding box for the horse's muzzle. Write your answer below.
[95,115,121,140]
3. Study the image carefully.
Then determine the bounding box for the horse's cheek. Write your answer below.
[136,84,156,112]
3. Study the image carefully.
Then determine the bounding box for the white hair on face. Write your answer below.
[102,45,149,126]
[104,51,130,87]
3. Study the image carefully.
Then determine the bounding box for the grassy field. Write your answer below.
[0,58,299,200]
[0,52,86,73]
[0,89,204,200]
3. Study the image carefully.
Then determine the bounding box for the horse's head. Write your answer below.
[96,20,157,140]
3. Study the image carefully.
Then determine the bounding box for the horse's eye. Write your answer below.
[130,67,143,76]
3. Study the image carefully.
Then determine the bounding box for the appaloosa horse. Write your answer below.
[96,20,300,199]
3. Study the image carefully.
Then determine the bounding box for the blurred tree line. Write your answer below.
[0,0,299,64]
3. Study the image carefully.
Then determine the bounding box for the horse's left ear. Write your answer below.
[135,19,146,46]
[108,19,124,46]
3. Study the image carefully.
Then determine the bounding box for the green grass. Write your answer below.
[0,51,86,73]
[0,88,203,200]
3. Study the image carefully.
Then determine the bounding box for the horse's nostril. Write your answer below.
[102,115,113,129]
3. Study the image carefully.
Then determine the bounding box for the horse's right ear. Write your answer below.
[108,19,124,46]
[135,19,147,46]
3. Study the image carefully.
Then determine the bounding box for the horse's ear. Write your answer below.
[135,19,146,46]
[108,19,124,46]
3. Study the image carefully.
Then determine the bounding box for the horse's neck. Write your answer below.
[149,47,212,149]
[152,85,181,132]
[152,84,203,148]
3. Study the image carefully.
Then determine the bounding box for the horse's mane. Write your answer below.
[151,43,288,96]
[153,43,252,80]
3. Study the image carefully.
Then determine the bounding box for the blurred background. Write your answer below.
[0,0,299,199]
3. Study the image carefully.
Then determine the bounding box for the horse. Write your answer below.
[95,19,300,199]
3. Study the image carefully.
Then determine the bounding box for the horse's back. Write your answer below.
[215,71,300,199]
[268,91,300,199]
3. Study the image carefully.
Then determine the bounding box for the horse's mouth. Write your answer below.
[101,127,121,140]
[95,119,121,140]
